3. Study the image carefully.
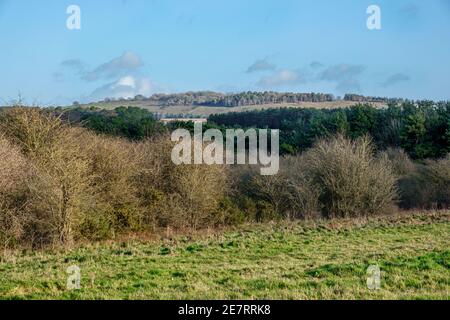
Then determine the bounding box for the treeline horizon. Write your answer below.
[69,91,413,108]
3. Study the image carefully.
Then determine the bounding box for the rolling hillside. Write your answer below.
[77,99,387,117]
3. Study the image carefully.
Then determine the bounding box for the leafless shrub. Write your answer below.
[0,136,30,247]
[23,127,95,247]
[399,155,450,209]
[280,156,322,219]
[424,155,450,208]
[303,135,397,218]
[0,109,97,247]
[0,107,63,158]
[135,138,230,229]
[232,161,320,221]
[81,132,143,238]
[238,136,397,219]
[380,147,416,177]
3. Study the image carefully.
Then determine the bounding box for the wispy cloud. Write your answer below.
[61,59,86,75]
[381,73,411,88]
[257,69,304,87]
[52,72,65,82]
[58,52,159,102]
[82,51,144,82]
[246,58,276,73]
[335,79,362,93]
[250,62,365,92]
[310,61,324,69]
[399,3,420,17]
[320,64,365,82]
[320,63,365,93]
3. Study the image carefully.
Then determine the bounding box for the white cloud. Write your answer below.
[89,75,157,101]
[82,52,144,82]
[57,51,159,103]
[257,69,304,87]
[116,75,136,88]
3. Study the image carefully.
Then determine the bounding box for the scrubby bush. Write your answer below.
[424,155,450,208]
[398,155,450,209]
[0,108,64,158]
[0,108,231,248]
[280,156,322,219]
[134,138,230,229]
[376,146,450,210]
[234,161,320,221]
[234,135,398,219]
[380,148,416,176]
[76,132,144,240]
[0,136,30,247]
[302,135,397,218]
[0,109,100,246]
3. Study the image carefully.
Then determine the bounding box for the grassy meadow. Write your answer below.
[0,211,448,300]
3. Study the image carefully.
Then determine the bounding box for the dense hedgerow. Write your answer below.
[396,156,450,210]
[0,108,230,248]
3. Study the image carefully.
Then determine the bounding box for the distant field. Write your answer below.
[0,211,448,300]
[79,100,387,116]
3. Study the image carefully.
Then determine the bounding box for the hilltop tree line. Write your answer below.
[97,91,335,107]
[343,94,404,104]
[84,91,407,108]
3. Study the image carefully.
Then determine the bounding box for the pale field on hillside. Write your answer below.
[80,101,387,116]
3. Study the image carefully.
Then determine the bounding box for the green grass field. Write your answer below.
[0,211,448,300]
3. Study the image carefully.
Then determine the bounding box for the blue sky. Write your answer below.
[0,0,449,105]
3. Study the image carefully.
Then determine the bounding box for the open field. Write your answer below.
[0,211,448,300]
[78,101,387,116]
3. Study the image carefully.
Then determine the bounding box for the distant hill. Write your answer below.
[74,91,391,116]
